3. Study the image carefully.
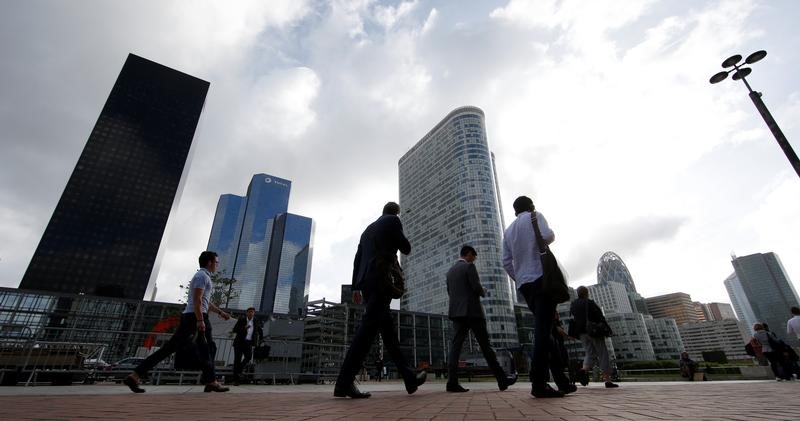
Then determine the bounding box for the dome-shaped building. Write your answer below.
[597,251,636,293]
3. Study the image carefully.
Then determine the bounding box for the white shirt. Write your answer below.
[502,211,554,290]
[184,268,213,314]
[787,315,800,338]
[246,318,254,341]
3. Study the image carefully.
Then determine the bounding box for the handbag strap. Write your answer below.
[529,206,548,258]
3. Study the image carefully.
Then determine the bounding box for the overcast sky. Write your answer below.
[1,0,798,309]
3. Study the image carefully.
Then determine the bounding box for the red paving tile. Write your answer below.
[0,380,798,420]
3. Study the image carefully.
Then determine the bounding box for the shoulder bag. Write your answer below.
[531,209,570,303]
[585,300,612,338]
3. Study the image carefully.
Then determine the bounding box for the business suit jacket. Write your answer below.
[352,214,411,293]
[446,260,486,319]
[232,316,263,348]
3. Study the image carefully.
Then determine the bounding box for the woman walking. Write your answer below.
[569,286,619,388]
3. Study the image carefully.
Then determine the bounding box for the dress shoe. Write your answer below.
[446,383,469,393]
[405,370,427,394]
[498,374,518,391]
[204,383,230,393]
[575,369,589,386]
[558,384,578,394]
[604,381,619,388]
[333,383,371,399]
[123,374,145,393]
[531,384,565,398]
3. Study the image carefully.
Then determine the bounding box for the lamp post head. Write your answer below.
[732,67,752,80]
[721,54,742,68]
[710,71,729,84]
[745,50,767,64]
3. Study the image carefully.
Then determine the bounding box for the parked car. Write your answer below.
[83,358,110,370]
[110,357,146,371]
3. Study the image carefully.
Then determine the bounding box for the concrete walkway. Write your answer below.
[0,379,797,420]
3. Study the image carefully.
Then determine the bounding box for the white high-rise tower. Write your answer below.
[398,106,518,347]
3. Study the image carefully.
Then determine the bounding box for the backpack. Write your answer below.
[745,337,763,357]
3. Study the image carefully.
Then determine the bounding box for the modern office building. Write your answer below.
[207,194,247,278]
[692,302,710,323]
[207,174,313,313]
[644,316,684,360]
[302,298,455,380]
[724,272,757,330]
[645,292,701,326]
[20,54,209,300]
[398,106,518,348]
[726,252,799,341]
[261,213,314,317]
[678,319,751,361]
[605,313,656,361]
[588,282,634,314]
[706,302,737,321]
[597,251,637,292]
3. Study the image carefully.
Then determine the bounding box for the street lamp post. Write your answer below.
[710,50,800,178]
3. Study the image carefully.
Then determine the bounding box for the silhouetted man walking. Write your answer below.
[446,245,516,392]
[334,202,426,399]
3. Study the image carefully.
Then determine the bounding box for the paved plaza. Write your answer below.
[0,380,798,420]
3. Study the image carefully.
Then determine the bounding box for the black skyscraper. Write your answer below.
[20,54,210,299]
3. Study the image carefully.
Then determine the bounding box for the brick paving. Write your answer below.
[0,380,798,420]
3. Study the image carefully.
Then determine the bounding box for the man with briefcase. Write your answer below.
[231,307,264,385]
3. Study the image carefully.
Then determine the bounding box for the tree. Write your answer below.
[178,269,240,308]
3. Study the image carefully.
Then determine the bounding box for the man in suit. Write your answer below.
[334,202,426,399]
[231,307,263,385]
[446,245,517,392]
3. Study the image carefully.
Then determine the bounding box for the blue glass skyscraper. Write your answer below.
[207,194,246,279]
[261,213,314,317]
[207,174,312,314]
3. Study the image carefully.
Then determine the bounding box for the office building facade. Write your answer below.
[724,272,757,330]
[207,194,247,278]
[398,106,517,347]
[707,302,737,321]
[678,319,751,361]
[207,174,313,313]
[645,292,701,326]
[20,54,209,300]
[261,213,314,317]
[728,252,799,341]
[644,316,684,360]
[588,281,634,314]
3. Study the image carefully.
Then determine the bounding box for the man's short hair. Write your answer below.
[512,196,534,215]
[791,306,800,315]
[247,307,256,312]
[198,251,218,268]
[460,245,477,257]
[383,202,401,215]
[576,286,589,298]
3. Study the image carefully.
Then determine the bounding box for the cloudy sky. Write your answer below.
[1,0,798,309]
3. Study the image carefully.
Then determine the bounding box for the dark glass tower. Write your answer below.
[729,252,799,341]
[20,54,209,300]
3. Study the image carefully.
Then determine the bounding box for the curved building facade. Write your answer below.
[398,106,518,348]
[597,251,637,293]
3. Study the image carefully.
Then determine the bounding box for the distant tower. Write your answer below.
[727,252,799,340]
[597,251,647,313]
[207,174,313,314]
[398,106,518,347]
[597,251,636,292]
[20,54,209,300]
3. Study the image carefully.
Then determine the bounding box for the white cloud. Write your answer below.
[2,0,798,310]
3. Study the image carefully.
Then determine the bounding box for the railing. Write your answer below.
[0,324,354,386]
